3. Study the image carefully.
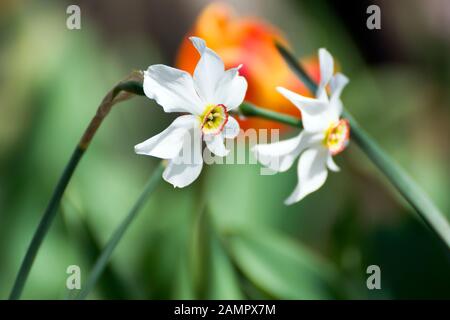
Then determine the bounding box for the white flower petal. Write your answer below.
[327,154,340,172]
[204,133,229,157]
[144,65,203,114]
[162,128,203,188]
[284,146,329,205]
[214,65,248,110]
[330,73,349,100]
[316,48,334,101]
[223,116,240,139]
[277,87,331,133]
[190,36,225,103]
[163,159,203,188]
[134,115,198,159]
[329,73,349,118]
[253,132,308,172]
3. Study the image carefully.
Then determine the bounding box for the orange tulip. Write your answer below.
[176,2,320,131]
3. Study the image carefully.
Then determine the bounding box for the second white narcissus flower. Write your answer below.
[252,48,350,205]
[135,37,247,187]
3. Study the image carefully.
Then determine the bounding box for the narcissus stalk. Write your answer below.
[9,73,145,300]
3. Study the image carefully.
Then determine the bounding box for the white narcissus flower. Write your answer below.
[252,48,350,205]
[135,37,247,188]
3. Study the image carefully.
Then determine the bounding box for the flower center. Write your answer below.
[324,119,350,155]
[200,104,228,135]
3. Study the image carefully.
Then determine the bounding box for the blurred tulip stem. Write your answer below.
[77,162,164,300]
[240,43,450,249]
[9,73,145,300]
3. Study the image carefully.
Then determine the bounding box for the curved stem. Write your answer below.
[77,162,164,300]
[9,75,144,300]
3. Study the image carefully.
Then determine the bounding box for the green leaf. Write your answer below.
[205,215,244,300]
[76,162,163,299]
[61,200,133,299]
[190,205,244,299]
[224,227,338,299]
[172,257,196,299]
[207,236,244,299]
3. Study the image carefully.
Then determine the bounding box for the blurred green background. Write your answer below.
[0,0,449,299]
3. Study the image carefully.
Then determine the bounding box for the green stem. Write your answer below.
[275,41,317,94]
[238,103,302,128]
[77,162,164,300]
[343,111,450,247]
[9,146,84,300]
[9,76,144,300]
